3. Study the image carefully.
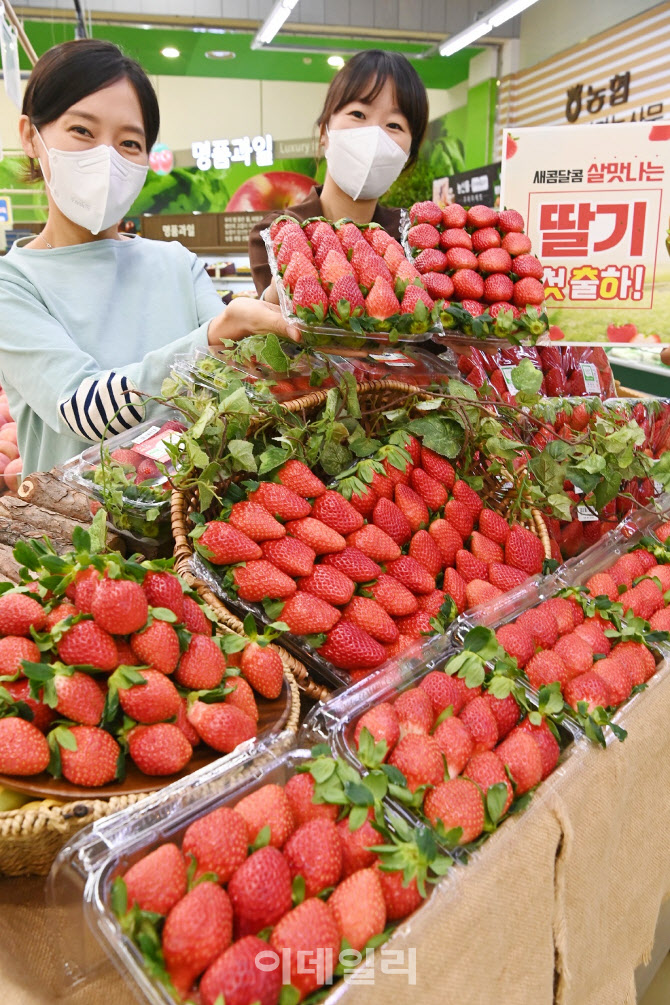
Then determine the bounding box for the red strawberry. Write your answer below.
[340,479,377,517]
[439,227,472,250]
[544,368,568,396]
[44,602,78,632]
[407,223,440,249]
[0,716,50,775]
[337,807,379,877]
[400,284,435,315]
[420,447,455,489]
[0,635,40,676]
[429,519,463,567]
[235,783,294,848]
[472,227,501,252]
[410,201,443,226]
[321,546,381,583]
[442,204,468,228]
[574,620,611,656]
[543,597,577,635]
[382,456,412,487]
[197,521,262,564]
[415,586,447,613]
[228,845,292,939]
[57,620,118,672]
[58,725,120,786]
[424,778,485,843]
[282,252,319,293]
[329,868,386,952]
[162,881,232,997]
[187,701,256,753]
[513,254,544,280]
[233,560,297,602]
[465,580,503,608]
[650,608,670,631]
[592,657,632,706]
[223,678,259,723]
[142,572,184,622]
[496,730,542,795]
[444,499,474,538]
[174,635,226,691]
[505,525,545,575]
[488,562,527,591]
[364,574,418,616]
[502,232,532,255]
[465,750,514,813]
[495,622,535,667]
[276,460,326,498]
[286,517,346,555]
[229,502,286,542]
[122,843,187,915]
[525,650,570,690]
[261,537,315,578]
[369,468,394,499]
[483,692,520,739]
[130,619,180,674]
[182,596,213,636]
[409,530,443,577]
[354,702,400,756]
[182,806,248,884]
[517,719,559,779]
[611,641,655,685]
[299,565,355,606]
[394,484,429,533]
[420,670,465,716]
[117,668,181,724]
[365,277,400,319]
[72,568,101,613]
[284,772,338,827]
[394,609,440,638]
[284,818,342,897]
[292,276,329,319]
[128,723,192,776]
[459,696,499,753]
[498,209,524,233]
[375,866,424,921]
[240,643,284,700]
[410,467,447,511]
[279,591,341,635]
[1,679,54,733]
[347,525,401,562]
[517,607,559,648]
[0,593,46,636]
[386,555,435,594]
[199,935,282,1005]
[394,687,434,735]
[384,242,406,272]
[329,275,366,323]
[478,247,512,275]
[460,299,485,316]
[343,596,398,644]
[470,531,503,564]
[467,205,498,228]
[433,715,473,777]
[452,269,485,300]
[443,568,467,613]
[513,277,544,308]
[422,273,454,302]
[553,632,593,678]
[248,482,311,522]
[564,671,611,713]
[368,228,396,255]
[318,622,386,670]
[269,899,340,999]
[446,247,478,271]
[312,490,364,535]
[456,549,488,584]
[389,732,444,791]
[414,248,448,274]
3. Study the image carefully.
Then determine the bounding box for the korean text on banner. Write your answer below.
[500,122,670,344]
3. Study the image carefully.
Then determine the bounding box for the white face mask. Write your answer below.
[325,124,409,201]
[36,129,148,236]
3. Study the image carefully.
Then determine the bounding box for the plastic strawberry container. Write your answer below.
[319,345,458,388]
[48,732,451,1004]
[262,228,439,345]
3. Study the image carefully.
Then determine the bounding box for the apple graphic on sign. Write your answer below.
[149,143,174,176]
[226,171,315,212]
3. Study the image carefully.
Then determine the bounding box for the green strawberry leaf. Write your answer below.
[291,874,306,906]
[252,825,271,850]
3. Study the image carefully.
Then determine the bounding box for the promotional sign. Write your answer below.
[501,122,670,344]
[432,162,500,209]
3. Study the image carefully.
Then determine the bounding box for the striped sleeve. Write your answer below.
[58,371,145,442]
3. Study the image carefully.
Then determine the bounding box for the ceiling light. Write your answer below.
[161,46,180,58]
[327,55,344,68]
[488,0,541,28]
[252,0,301,49]
[438,0,541,57]
[205,50,236,60]
[439,22,491,57]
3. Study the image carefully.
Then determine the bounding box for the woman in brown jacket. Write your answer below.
[249,49,429,299]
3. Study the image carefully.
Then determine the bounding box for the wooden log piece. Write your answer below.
[0,496,87,552]
[17,471,94,523]
[0,543,21,583]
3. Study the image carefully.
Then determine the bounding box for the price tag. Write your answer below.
[577,504,599,522]
[369,353,414,368]
[132,425,161,444]
[580,362,601,394]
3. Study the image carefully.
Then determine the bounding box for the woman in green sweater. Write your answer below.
[0,39,298,477]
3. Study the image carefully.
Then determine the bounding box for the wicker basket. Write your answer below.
[171,379,552,693]
[0,615,301,878]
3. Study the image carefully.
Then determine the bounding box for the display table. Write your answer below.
[0,663,669,1004]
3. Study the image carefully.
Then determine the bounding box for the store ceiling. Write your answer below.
[13,1,519,86]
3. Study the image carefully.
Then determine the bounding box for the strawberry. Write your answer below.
[488,562,527,591]
[620,582,664,620]
[299,565,355,606]
[465,750,514,813]
[312,490,364,535]
[73,568,101,613]
[382,455,413,487]
[433,714,473,777]
[423,272,455,300]
[495,622,535,667]
[421,671,465,716]
[611,641,655,684]
[364,573,418,616]
[182,807,248,886]
[410,467,447,511]
[314,236,345,272]
[369,468,394,499]
[410,201,443,226]
[484,692,519,740]
[565,595,585,627]
[471,227,501,252]
[285,771,338,826]
[162,881,233,997]
[544,368,567,396]
[409,530,443,577]
[574,620,611,656]
[505,525,545,575]
[329,867,387,952]
[115,668,180,725]
[416,589,446,618]
[329,275,366,323]
[174,635,226,691]
[592,657,632,706]
[650,609,670,632]
[279,591,341,635]
[456,549,488,583]
[502,232,532,255]
[337,807,379,877]
[122,843,187,916]
[517,607,559,648]
[424,778,485,843]
[389,732,444,791]
[283,252,318,292]
[439,227,472,249]
[641,564,670,590]
[470,531,503,564]
[365,276,400,319]
[632,549,656,572]
[240,643,284,699]
[564,671,611,713]
[339,479,377,517]
[442,204,468,227]
[384,242,406,273]
[229,501,286,542]
[1,679,54,733]
[386,555,435,594]
[188,700,256,752]
[319,621,385,670]
[394,484,429,532]
[199,935,282,1005]
[525,650,570,690]
[58,725,120,786]
[284,818,342,897]
[477,247,512,274]
[0,635,40,676]
[517,719,559,780]
[310,220,337,247]
[343,596,398,644]
[443,568,467,614]
[394,259,422,289]
[233,560,297,602]
[483,274,514,303]
[261,537,315,578]
[452,269,485,300]
[130,619,180,674]
[292,275,329,320]
[368,228,396,255]
[286,517,346,555]
[498,209,524,233]
[512,254,544,280]
[228,845,292,940]
[269,898,340,999]
[347,525,401,562]
[465,581,503,608]
[276,460,326,498]
[197,521,262,564]
[656,521,670,543]
[354,703,400,759]
[400,284,435,315]
[57,620,118,672]
[394,609,440,638]
[235,783,295,848]
[275,223,310,257]
[128,723,192,776]
[429,519,463,566]
[394,687,434,735]
[44,602,78,632]
[141,572,184,623]
[414,248,447,273]
[467,205,498,228]
[0,716,50,775]
[444,499,474,538]
[543,597,577,636]
[460,299,485,316]
[553,632,593,679]
[446,247,478,270]
[496,730,542,795]
[182,595,213,636]
[248,482,311,522]
[407,223,440,250]
[513,277,544,307]
[459,696,499,753]
[0,593,46,636]
[223,677,258,722]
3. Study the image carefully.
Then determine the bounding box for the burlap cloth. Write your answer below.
[1,663,670,1004]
